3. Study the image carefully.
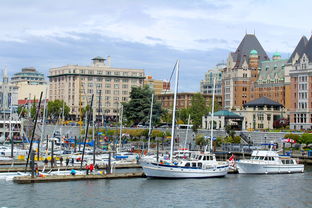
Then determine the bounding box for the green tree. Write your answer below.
[189,93,209,132]
[17,106,28,118]
[300,133,312,147]
[177,108,190,124]
[30,98,37,119]
[47,100,70,120]
[123,86,165,126]
[195,134,207,149]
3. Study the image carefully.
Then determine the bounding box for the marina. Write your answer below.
[1,1,312,207]
[0,166,311,208]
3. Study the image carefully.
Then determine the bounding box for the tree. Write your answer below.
[177,108,190,124]
[123,86,165,126]
[300,133,312,147]
[47,100,70,120]
[207,98,221,113]
[189,93,209,132]
[195,134,207,149]
[17,106,28,118]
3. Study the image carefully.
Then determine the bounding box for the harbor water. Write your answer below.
[0,167,312,208]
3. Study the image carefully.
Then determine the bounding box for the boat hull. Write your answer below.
[237,162,304,174]
[141,162,228,178]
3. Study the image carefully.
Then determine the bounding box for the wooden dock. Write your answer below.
[0,161,26,166]
[0,163,141,173]
[13,172,145,184]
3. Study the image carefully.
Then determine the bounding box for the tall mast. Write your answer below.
[9,94,13,158]
[118,104,123,153]
[80,94,94,169]
[170,60,179,162]
[147,94,154,153]
[183,114,191,149]
[40,87,48,143]
[209,77,216,152]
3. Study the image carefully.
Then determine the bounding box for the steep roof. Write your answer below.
[302,35,312,61]
[243,97,283,107]
[288,36,308,63]
[231,34,269,68]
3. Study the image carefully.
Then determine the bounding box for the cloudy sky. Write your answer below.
[0,0,311,91]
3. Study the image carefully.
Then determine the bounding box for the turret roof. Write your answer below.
[230,34,269,68]
[288,36,308,63]
[302,35,312,61]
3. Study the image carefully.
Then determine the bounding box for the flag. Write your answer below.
[229,154,235,161]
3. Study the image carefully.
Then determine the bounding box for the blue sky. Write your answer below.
[0,0,311,91]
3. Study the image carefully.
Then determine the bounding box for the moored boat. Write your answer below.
[237,148,304,174]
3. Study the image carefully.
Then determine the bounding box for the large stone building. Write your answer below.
[11,67,48,103]
[156,92,222,111]
[144,75,170,94]
[222,34,269,109]
[289,35,312,130]
[222,33,291,111]
[48,56,145,121]
[200,63,224,96]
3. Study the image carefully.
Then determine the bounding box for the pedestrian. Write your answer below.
[44,158,48,167]
[70,169,76,176]
[71,158,74,166]
[89,164,94,173]
[35,164,39,176]
[51,157,54,167]
[60,156,63,166]
[66,158,70,166]
[86,164,90,175]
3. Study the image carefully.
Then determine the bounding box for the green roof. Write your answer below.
[213,110,242,118]
[250,49,258,55]
[273,52,281,57]
[92,56,105,60]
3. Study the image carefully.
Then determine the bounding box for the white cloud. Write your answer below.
[0,0,310,53]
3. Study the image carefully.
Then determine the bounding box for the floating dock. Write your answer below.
[0,163,141,173]
[13,172,145,184]
[0,161,26,166]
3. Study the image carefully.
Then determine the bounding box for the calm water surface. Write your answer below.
[1,167,312,208]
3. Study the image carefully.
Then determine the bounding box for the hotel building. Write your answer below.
[48,56,145,121]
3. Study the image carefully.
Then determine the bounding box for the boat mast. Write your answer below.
[147,94,154,153]
[118,104,123,153]
[209,77,216,153]
[40,87,48,144]
[170,60,179,162]
[9,95,13,158]
[80,94,94,170]
[25,91,43,171]
[183,114,191,149]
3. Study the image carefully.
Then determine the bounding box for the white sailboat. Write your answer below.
[140,61,228,178]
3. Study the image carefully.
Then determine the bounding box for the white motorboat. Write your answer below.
[237,148,304,174]
[141,152,228,178]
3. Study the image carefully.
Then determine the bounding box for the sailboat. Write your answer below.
[140,61,229,178]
